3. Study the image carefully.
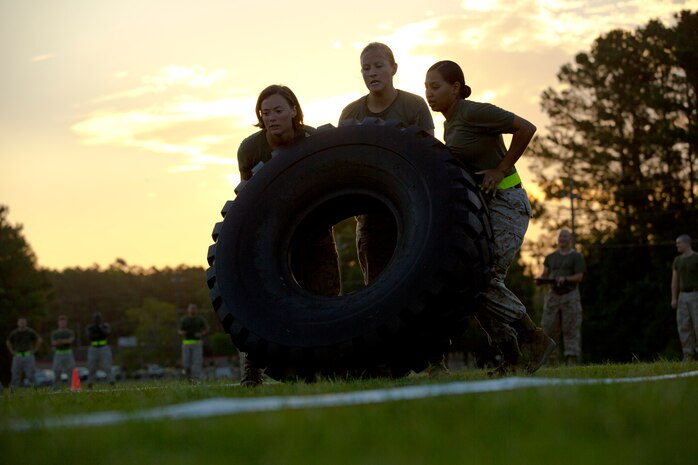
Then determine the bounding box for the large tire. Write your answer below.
[206,119,493,380]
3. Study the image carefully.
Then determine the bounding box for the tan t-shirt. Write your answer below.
[444,99,516,175]
[236,126,316,181]
[339,90,434,131]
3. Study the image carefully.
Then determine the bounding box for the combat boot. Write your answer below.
[240,354,264,388]
[426,354,450,378]
[488,337,523,377]
[512,314,556,374]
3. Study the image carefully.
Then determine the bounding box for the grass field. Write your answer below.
[2,361,697,465]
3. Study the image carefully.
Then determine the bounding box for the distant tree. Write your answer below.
[123,298,180,368]
[0,205,51,383]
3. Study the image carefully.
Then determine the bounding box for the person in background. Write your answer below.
[85,312,115,387]
[6,317,42,390]
[671,234,698,361]
[340,42,435,287]
[425,59,555,375]
[178,303,209,381]
[51,315,76,389]
[237,84,340,386]
[537,229,586,365]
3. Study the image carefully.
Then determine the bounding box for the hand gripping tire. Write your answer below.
[206,119,493,380]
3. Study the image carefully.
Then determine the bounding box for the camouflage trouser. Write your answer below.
[542,288,583,358]
[480,188,532,325]
[52,351,76,387]
[10,353,37,388]
[182,342,204,380]
[87,345,114,383]
[356,214,396,285]
[293,227,341,296]
[677,291,698,356]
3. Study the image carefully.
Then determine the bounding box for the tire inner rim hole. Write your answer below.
[287,193,399,297]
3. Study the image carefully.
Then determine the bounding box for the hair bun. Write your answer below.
[462,85,472,99]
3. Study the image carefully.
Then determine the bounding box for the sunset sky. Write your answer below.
[1,0,696,270]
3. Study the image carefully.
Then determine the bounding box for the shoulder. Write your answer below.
[396,90,428,106]
[340,96,367,120]
[238,130,265,153]
[303,125,316,135]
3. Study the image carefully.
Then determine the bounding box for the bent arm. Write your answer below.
[477,115,537,194]
[564,272,584,284]
[496,115,537,175]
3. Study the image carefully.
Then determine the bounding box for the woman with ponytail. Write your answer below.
[425,60,555,375]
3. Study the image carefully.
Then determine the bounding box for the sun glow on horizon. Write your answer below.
[2,0,696,269]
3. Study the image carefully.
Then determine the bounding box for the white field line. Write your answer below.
[8,370,698,432]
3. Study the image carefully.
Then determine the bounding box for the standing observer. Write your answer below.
[6,317,42,390]
[671,234,698,361]
[85,312,115,387]
[51,315,76,389]
[537,229,586,365]
[178,303,209,381]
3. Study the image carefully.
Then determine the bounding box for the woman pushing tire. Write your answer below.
[206,119,492,380]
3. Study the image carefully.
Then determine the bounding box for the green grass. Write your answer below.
[2,361,697,465]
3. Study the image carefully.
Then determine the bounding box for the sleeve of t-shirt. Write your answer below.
[543,254,551,270]
[673,256,679,271]
[237,137,255,181]
[339,99,362,124]
[470,102,515,134]
[415,99,435,131]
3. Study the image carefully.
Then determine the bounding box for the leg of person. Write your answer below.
[481,189,555,373]
[292,226,341,296]
[684,291,698,360]
[560,289,583,364]
[52,354,61,389]
[476,313,521,375]
[356,215,397,285]
[66,352,76,386]
[52,353,68,389]
[87,346,98,387]
[103,347,115,384]
[182,344,192,379]
[191,342,204,381]
[240,352,264,387]
[676,293,696,361]
[356,217,370,286]
[25,354,37,388]
[541,292,562,365]
[10,355,23,390]
[303,227,342,296]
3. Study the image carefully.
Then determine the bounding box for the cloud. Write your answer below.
[377,0,697,57]
[92,65,227,104]
[72,65,253,174]
[31,53,54,63]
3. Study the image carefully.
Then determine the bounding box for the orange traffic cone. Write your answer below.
[71,367,81,392]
